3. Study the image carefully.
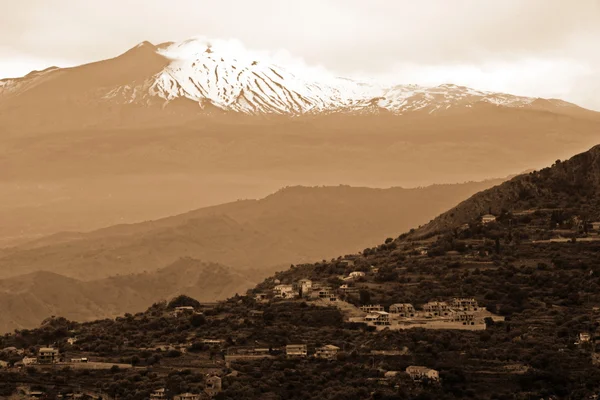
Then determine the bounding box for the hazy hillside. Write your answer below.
[0,181,507,281]
[411,144,600,238]
[0,258,253,332]
[4,147,600,397]
[1,40,600,247]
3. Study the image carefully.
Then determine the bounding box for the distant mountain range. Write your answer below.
[0,258,253,333]
[1,38,599,246]
[0,180,508,281]
[1,38,597,118]
[0,180,511,332]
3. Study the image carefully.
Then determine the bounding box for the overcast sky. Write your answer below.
[1,0,599,110]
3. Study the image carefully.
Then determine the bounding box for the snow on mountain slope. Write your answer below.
[1,37,589,116]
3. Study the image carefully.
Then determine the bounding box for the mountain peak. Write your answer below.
[2,37,597,118]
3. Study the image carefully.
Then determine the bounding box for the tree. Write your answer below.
[167,295,201,309]
[190,314,206,327]
[359,290,371,305]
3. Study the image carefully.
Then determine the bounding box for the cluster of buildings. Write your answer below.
[266,279,340,302]
[360,298,482,327]
[370,366,440,385]
[149,376,222,399]
[285,343,340,360]
[261,270,372,303]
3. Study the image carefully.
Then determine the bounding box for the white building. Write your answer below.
[150,388,166,400]
[406,366,440,381]
[22,356,37,365]
[452,298,479,311]
[315,345,340,360]
[389,303,415,317]
[422,301,450,316]
[286,344,308,358]
[205,376,222,397]
[576,332,592,345]
[297,279,313,297]
[360,304,384,313]
[365,311,391,326]
[482,214,497,224]
[173,393,201,400]
[348,271,366,279]
[38,347,59,364]
[273,284,296,299]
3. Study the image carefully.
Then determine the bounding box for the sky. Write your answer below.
[1,0,599,110]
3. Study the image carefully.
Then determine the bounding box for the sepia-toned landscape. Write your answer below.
[1,1,600,399]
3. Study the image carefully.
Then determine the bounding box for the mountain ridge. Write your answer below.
[0,181,510,281]
[409,144,600,239]
[0,258,254,332]
[1,38,598,119]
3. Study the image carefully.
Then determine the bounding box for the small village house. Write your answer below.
[22,356,37,365]
[414,246,429,256]
[591,222,600,231]
[273,284,296,299]
[249,310,264,318]
[459,223,470,231]
[348,271,366,279]
[204,375,222,397]
[172,306,196,317]
[384,371,401,380]
[481,214,497,224]
[150,388,166,400]
[389,303,415,317]
[360,304,385,313]
[286,344,308,358]
[294,279,313,297]
[576,332,592,345]
[201,339,223,346]
[0,360,8,369]
[38,347,59,364]
[453,312,476,325]
[315,344,340,360]
[67,338,77,345]
[339,259,355,267]
[315,286,336,300]
[365,311,391,326]
[254,292,268,302]
[173,393,201,400]
[423,301,450,316]
[452,298,479,311]
[406,366,440,381]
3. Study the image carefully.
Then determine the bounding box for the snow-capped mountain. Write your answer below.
[0,37,589,117]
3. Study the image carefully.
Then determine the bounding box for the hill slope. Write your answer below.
[0,258,252,332]
[412,144,600,238]
[0,181,506,281]
[4,147,600,397]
